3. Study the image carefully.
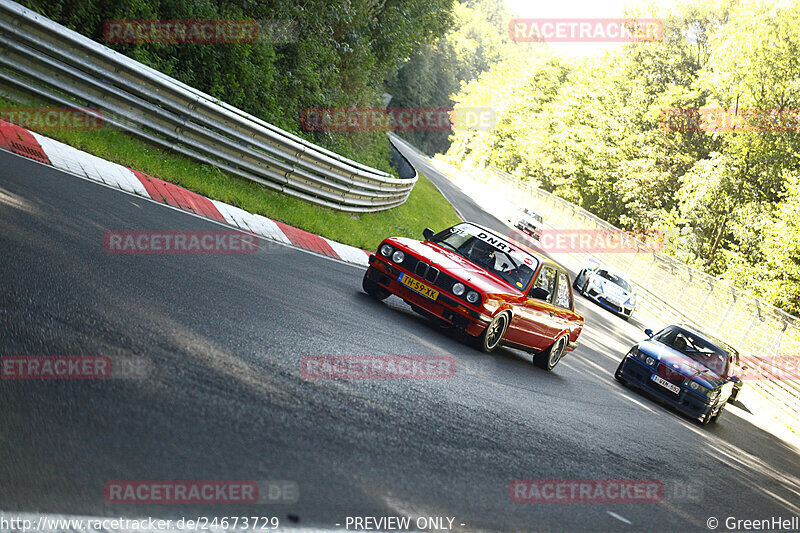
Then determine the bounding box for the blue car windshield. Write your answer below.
[654,326,732,376]
[433,223,538,291]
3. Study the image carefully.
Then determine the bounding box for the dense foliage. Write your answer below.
[445,0,800,315]
[383,0,527,155]
[17,0,456,171]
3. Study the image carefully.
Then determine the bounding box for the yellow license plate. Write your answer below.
[399,273,439,300]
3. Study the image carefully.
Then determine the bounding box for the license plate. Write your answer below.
[399,272,439,301]
[651,374,681,394]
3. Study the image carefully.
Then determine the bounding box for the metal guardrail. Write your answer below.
[487,167,800,429]
[0,0,417,212]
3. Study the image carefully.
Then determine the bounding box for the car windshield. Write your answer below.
[522,209,542,222]
[597,269,630,291]
[433,223,538,290]
[653,326,733,376]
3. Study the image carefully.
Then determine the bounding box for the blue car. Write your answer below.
[615,325,741,425]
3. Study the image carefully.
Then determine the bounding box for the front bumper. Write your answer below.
[366,255,491,336]
[617,355,714,420]
[514,223,540,239]
[584,288,633,317]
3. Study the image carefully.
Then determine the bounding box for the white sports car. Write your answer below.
[508,208,543,239]
[573,262,636,320]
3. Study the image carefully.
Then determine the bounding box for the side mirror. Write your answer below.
[644,328,654,337]
[423,228,435,241]
[727,375,741,383]
[529,286,550,301]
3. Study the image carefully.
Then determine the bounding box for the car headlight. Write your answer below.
[629,348,655,366]
[452,282,465,296]
[380,244,393,258]
[466,291,480,304]
[687,380,712,396]
[392,250,405,264]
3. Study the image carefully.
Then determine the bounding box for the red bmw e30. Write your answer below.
[363,222,584,370]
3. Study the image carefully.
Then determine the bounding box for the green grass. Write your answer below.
[0,94,461,251]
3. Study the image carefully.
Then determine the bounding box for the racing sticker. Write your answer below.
[475,231,534,265]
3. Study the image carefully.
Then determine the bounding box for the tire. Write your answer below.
[362,271,390,301]
[476,312,510,353]
[572,271,583,289]
[534,334,569,371]
[729,386,741,403]
[581,279,590,296]
[702,400,724,425]
[713,402,725,423]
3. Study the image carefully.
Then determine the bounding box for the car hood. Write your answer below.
[590,275,633,301]
[638,340,724,388]
[387,237,523,295]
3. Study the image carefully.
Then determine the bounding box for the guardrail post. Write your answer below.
[689,280,715,325]
[716,288,738,333]
[738,300,761,349]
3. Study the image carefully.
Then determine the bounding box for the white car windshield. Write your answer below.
[597,269,630,291]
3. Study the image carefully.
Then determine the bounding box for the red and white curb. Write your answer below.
[0,120,371,266]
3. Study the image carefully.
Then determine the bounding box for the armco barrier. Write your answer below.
[436,158,800,431]
[0,0,416,212]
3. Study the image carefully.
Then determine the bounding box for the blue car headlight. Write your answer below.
[628,347,656,367]
[686,380,718,400]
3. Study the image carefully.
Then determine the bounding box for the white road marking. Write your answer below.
[606,510,632,524]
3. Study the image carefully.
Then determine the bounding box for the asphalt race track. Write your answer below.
[1,147,799,532]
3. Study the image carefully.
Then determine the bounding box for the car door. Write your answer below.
[505,264,561,350]
[719,354,738,401]
[550,268,579,342]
